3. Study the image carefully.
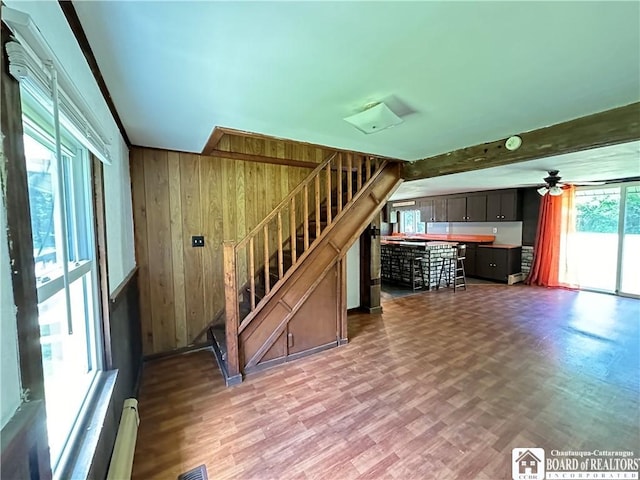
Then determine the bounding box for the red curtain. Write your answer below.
[526,186,575,287]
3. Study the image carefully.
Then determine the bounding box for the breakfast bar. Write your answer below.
[381,240,459,290]
[381,234,497,290]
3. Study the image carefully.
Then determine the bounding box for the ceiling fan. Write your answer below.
[536,170,605,196]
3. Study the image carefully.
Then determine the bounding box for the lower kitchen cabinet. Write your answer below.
[475,246,522,282]
[463,244,477,277]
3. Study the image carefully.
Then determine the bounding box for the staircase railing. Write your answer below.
[222,151,385,377]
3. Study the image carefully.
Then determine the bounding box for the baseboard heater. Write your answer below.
[107,398,139,480]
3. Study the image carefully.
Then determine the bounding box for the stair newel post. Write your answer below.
[263,225,270,294]
[277,212,284,279]
[325,162,332,224]
[337,153,343,214]
[223,241,240,378]
[315,174,321,239]
[290,197,296,264]
[249,237,255,311]
[303,184,309,251]
[347,153,353,201]
[356,154,362,191]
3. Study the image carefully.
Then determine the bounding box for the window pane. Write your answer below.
[24,134,64,288]
[39,283,94,464]
[574,188,620,292]
[621,186,640,295]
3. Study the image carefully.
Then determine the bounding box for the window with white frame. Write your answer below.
[400,209,422,234]
[21,81,102,472]
[4,9,110,473]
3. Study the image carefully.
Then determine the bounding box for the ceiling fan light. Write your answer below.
[549,186,563,196]
[537,186,548,196]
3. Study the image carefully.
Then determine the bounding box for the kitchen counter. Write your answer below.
[380,239,458,248]
[384,233,495,243]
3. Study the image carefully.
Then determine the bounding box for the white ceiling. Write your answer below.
[391,141,640,200]
[73,1,640,161]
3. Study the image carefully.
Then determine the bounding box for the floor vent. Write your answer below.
[177,464,208,480]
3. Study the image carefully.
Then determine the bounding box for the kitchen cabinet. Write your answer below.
[486,190,521,221]
[420,198,447,222]
[476,246,522,282]
[446,197,466,222]
[446,195,487,222]
[466,194,487,222]
[463,243,477,277]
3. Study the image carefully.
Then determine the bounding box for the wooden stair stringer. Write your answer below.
[240,163,402,370]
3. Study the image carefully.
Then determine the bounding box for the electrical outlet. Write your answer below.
[493,227,498,234]
[192,235,205,247]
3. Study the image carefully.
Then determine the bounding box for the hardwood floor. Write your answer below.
[132,285,639,479]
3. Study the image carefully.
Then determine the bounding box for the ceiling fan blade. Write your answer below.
[569,181,606,186]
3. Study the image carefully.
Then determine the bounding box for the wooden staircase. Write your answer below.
[210,153,402,384]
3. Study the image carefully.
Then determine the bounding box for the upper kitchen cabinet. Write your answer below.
[420,197,447,222]
[486,190,522,221]
[446,194,487,222]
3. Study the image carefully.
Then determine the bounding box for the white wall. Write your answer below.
[103,139,135,290]
[346,241,360,309]
[1,187,22,430]
[428,221,523,245]
[4,1,136,293]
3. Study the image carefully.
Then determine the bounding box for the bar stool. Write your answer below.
[411,254,426,291]
[437,244,467,292]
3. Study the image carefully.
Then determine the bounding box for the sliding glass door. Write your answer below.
[574,183,640,297]
[574,187,620,293]
[620,185,640,296]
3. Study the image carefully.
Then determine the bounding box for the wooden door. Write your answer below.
[466,194,487,222]
[447,197,466,222]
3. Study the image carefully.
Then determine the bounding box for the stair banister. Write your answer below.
[223,152,337,376]
[235,152,337,251]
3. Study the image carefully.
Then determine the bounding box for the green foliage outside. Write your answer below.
[27,171,56,258]
[576,190,640,234]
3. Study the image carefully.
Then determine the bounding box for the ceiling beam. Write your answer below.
[402,102,640,181]
[207,149,319,169]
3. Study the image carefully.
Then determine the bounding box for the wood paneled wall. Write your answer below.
[130,135,334,355]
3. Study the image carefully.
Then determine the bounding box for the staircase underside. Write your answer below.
[236,162,402,375]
